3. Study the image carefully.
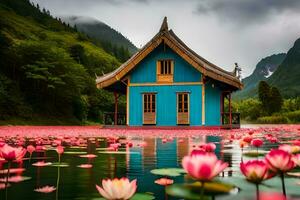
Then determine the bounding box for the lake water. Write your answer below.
[1,125,300,200]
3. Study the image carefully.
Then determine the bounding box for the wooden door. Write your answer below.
[177,93,189,125]
[143,93,156,125]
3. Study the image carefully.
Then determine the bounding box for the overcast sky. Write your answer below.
[31,0,300,77]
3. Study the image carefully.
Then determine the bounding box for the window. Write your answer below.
[177,93,189,124]
[159,60,172,75]
[157,59,174,83]
[143,93,156,124]
[177,93,189,113]
[143,93,156,113]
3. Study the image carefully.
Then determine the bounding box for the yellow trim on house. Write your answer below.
[129,82,203,87]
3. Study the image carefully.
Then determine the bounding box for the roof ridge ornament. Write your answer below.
[159,16,168,32]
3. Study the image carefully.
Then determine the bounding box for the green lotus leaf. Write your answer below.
[50,162,69,167]
[150,168,186,177]
[243,150,266,157]
[97,151,140,154]
[131,193,155,200]
[64,151,87,155]
[166,181,239,199]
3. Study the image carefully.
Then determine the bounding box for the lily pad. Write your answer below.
[150,168,186,177]
[50,162,69,167]
[287,172,300,177]
[97,151,140,155]
[69,146,87,149]
[166,181,239,199]
[64,151,87,155]
[131,193,155,200]
[243,150,266,157]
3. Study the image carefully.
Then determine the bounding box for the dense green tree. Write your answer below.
[269,87,283,113]
[258,81,271,107]
[258,81,283,115]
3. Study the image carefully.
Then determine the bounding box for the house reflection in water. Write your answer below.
[125,135,234,196]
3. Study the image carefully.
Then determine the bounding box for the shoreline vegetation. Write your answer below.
[233,97,300,124]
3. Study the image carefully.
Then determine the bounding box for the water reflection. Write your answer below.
[1,133,298,200]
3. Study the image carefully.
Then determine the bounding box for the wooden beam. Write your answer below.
[130,82,203,87]
[202,83,205,125]
[126,77,130,125]
[114,92,118,125]
[229,93,232,129]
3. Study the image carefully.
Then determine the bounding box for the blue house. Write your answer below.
[96,17,243,128]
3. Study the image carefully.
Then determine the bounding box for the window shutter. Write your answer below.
[157,61,161,75]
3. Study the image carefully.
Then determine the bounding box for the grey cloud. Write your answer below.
[195,0,300,25]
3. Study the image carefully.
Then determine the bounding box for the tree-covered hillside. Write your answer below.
[268,38,300,97]
[233,53,286,100]
[62,16,138,61]
[0,0,124,124]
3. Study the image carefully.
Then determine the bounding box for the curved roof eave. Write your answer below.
[96,19,243,90]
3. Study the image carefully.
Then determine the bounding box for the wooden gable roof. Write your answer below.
[96,17,243,90]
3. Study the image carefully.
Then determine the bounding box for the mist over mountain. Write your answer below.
[62,16,138,55]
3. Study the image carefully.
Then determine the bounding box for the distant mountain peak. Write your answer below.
[233,53,286,100]
[61,16,104,25]
[61,16,138,54]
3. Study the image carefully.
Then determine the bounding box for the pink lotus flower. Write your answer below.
[240,160,273,184]
[199,143,216,152]
[0,183,10,190]
[265,149,295,173]
[96,178,137,200]
[0,175,31,183]
[34,185,56,193]
[268,137,278,143]
[259,192,286,200]
[0,144,27,162]
[32,161,52,167]
[26,145,35,154]
[292,154,300,166]
[279,144,300,154]
[79,154,97,158]
[0,168,25,174]
[77,164,93,168]
[35,145,46,152]
[251,139,263,148]
[243,136,253,143]
[292,140,300,146]
[56,146,64,155]
[154,178,174,186]
[182,152,228,181]
[126,142,133,148]
[190,149,205,156]
[239,140,247,148]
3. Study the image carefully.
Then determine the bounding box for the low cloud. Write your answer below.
[195,0,300,25]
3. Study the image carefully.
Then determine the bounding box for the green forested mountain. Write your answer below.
[268,38,300,97]
[62,16,138,60]
[233,53,286,99]
[0,0,124,124]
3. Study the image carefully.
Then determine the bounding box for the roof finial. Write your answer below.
[159,16,168,32]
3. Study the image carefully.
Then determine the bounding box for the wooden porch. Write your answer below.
[102,90,241,129]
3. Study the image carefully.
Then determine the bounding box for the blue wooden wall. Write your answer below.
[128,43,222,126]
[129,85,202,126]
[130,44,201,83]
[205,82,221,126]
